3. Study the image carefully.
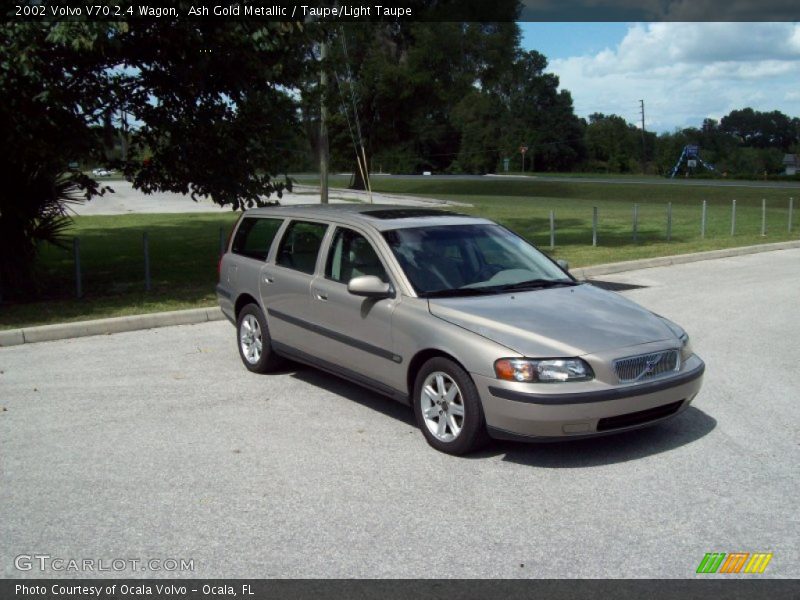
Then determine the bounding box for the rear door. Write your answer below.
[260,219,330,354]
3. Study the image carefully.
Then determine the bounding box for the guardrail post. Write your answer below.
[143,232,151,292]
[761,199,767,237]
[73,237,82,298]
[701,200,707,239]
[731,199,736,236]
[666,202,672,242]
[549,210,555,249]
[632,203,638,242]
[789,198,794,234]
[592,206,598,247]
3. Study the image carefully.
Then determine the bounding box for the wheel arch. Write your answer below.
[406,348,471,399]
[234,293,260,320]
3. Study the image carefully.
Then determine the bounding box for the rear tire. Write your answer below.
[237,304,284,373]
[413,357,490,455]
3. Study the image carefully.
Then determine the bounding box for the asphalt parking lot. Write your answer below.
[1,249,798,578]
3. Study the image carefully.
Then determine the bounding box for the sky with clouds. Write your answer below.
[520,22,800,133]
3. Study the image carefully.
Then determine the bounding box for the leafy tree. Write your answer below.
[317,14,522,183]
[720,108,798,150]
[498,51,586,172]
[451,90,503,174]
[1,19,311,298]
[1,23,113,295]
[585,113,641,173]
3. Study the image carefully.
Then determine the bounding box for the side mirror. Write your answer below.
[556,259,570,271]
[347,275,394,299]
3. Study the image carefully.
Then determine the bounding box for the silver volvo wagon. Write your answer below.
[217,204,704,454]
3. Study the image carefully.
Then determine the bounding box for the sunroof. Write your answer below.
[362,208,464,220]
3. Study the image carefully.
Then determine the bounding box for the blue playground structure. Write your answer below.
[669,144,715,178]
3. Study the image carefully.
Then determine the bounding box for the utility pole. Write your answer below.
[639,99,646,174]
[319,40,329,204]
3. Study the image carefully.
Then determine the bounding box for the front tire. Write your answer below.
[237,304,284,373]
[413,357,489,455]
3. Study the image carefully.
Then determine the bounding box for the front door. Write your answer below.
[307,226,402,394]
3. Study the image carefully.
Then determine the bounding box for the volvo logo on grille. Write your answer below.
[614,349,679,383]
[639,355,662,377]
[636,354,664,380]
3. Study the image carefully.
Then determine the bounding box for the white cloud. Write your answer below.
[549,23,800,132]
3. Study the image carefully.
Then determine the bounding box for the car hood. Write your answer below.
[427,283,676,357]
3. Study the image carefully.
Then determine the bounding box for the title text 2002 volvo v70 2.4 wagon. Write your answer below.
[216,204,704,454]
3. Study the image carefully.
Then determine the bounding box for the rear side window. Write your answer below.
[276,220,328,274]
[231,217,283,261]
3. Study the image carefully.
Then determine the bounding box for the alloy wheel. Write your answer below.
[239,314,263,364]
[420,371,465,442]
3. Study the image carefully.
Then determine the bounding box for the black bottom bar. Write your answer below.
[2,579,798,600]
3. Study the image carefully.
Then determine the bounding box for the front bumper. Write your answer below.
[474,355,705,440]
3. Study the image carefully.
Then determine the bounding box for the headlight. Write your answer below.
[494,358,594,383]
[679,333,693,362]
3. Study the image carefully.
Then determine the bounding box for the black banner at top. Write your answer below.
[5,0,800,22]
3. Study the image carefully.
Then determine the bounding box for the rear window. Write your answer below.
[276,220,329,274]
[231,217,283,261]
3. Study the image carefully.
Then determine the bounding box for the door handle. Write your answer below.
[263,276,274,284]
[314,291,328,301]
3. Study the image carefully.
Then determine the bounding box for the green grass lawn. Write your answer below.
[1,213,240,330]
[1,177,797,330]
[297,175,799,263]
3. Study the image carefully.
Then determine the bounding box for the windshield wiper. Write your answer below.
[422,279,579,298]
[496,278,580,291]
[421,287,502,298]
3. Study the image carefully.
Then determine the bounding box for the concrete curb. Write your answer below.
[571,240,800,280]
[0,307,225,348]
[2,240,798,348]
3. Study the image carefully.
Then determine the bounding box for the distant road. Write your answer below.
[70,181,452,215]
[366,173,800,190]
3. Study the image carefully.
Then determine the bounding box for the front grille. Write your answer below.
[614,349,679,383]
[597,400,684,432]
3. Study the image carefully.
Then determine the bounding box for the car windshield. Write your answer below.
[382,224,574,296]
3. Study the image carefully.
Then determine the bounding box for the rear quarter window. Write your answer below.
[231,217,283,261]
